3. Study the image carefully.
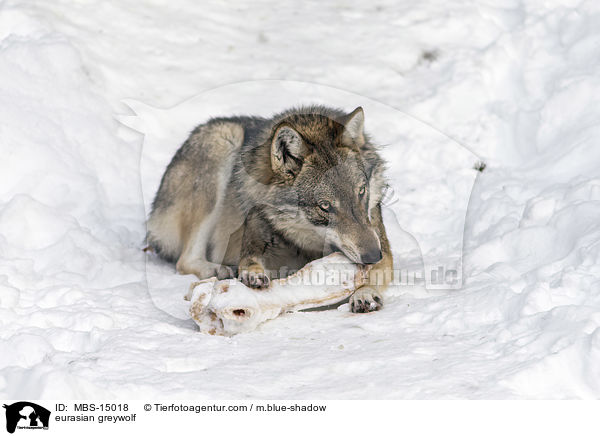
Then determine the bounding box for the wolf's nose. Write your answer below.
[360,249,382,265]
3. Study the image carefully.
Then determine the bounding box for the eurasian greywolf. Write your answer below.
[147,105,392,312]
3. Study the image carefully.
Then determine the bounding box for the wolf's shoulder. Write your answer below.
[189,115,267,134]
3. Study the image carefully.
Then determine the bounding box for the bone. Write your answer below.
[185,253,368,336]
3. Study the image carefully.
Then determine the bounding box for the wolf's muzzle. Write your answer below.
[360,248,382,265]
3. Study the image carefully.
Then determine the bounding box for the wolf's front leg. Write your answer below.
[238,209,272,289]
[176,228,235,280]
[350,204,393,313]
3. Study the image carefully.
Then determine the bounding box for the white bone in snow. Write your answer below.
[185,253,369,336]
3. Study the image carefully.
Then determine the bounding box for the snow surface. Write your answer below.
[1,0,599,399]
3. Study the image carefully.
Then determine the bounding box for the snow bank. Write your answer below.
[1,0,599,399]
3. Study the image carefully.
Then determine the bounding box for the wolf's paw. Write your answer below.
[350,288,383,313]
[239,269,270,289]
[177,259,232,281]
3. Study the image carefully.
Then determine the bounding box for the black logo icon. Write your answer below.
[3,402,50,434]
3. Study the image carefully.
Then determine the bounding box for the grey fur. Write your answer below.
[147,105,393,312]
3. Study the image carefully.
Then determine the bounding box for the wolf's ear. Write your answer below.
[271,124,306,176]
[342,107,365,145]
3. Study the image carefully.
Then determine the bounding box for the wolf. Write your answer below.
[147,105,393,313]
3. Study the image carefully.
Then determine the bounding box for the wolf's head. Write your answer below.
[267,106,386,265]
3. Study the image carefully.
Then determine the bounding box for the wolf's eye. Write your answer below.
[318,201,331,212]
[358,185,366,196]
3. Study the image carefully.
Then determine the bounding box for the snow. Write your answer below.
[1,0,599,399]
